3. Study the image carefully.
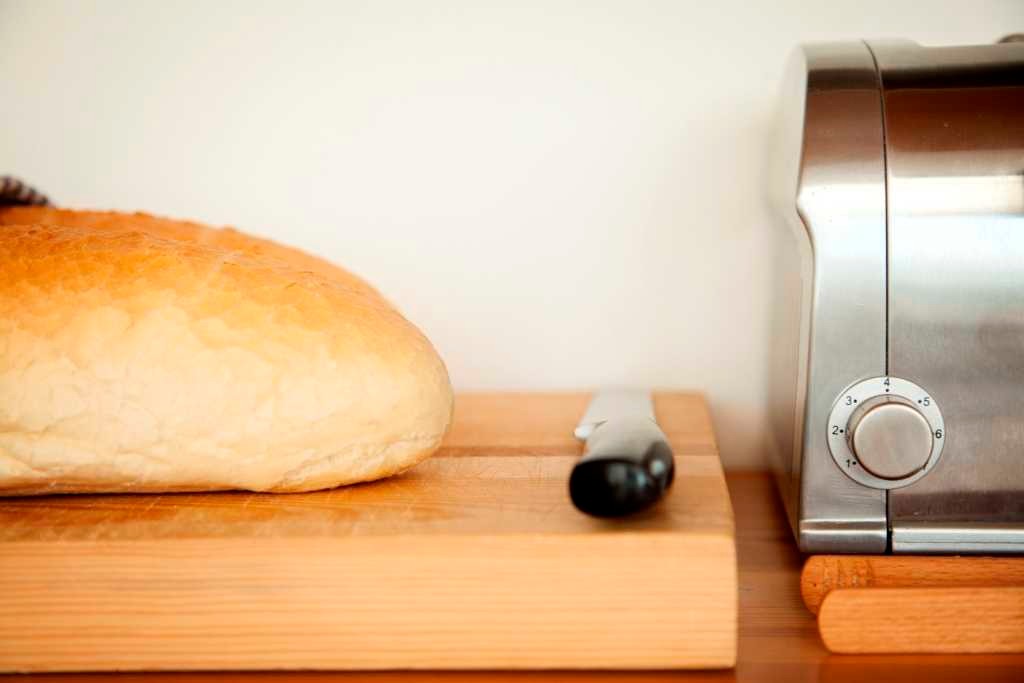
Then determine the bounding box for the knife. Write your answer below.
[570,390,675,517]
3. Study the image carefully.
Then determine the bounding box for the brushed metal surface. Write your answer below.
[767,41,887,553]
[573,390,656,440]
[849,399,932,480]
[869,40,1024,553]
[893,522,1024,554]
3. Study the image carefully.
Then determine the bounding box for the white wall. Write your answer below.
[2,1,1020,467]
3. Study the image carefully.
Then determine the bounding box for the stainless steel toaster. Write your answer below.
[769,38,1024,554]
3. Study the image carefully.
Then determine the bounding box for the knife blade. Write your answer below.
[570,390,675,517]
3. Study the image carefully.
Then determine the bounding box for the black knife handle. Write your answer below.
[569,416,675,517]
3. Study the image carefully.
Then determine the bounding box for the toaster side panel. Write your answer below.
[766,47,812,538]
[771,42,889,553]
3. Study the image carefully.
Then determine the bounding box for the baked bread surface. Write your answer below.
[0,208,453,494]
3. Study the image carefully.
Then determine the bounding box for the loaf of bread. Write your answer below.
[0,208,453,495]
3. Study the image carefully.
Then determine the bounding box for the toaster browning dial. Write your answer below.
[827,377,945,490]
[847,396,932,480]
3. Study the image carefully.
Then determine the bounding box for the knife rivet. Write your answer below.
[649,459,667,477]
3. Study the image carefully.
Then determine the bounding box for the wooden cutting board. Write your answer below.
[0,393,737,672]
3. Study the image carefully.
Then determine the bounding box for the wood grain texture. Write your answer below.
[0,393,736,673]
[441,392,718,456]
[7,473,1024,682]
[802,555,1024,614]
[819,587,1024,654]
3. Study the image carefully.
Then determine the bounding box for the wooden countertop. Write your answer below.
[5,472,1022,681]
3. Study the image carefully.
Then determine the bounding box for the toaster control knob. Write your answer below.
[847,397,933,480]
[828,376,945,489]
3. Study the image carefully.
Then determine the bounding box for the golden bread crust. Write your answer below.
[0,210,452,495]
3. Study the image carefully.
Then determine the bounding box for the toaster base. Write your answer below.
[892,522,1024,555]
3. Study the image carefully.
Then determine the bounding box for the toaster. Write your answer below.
[769,38,1024,554]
